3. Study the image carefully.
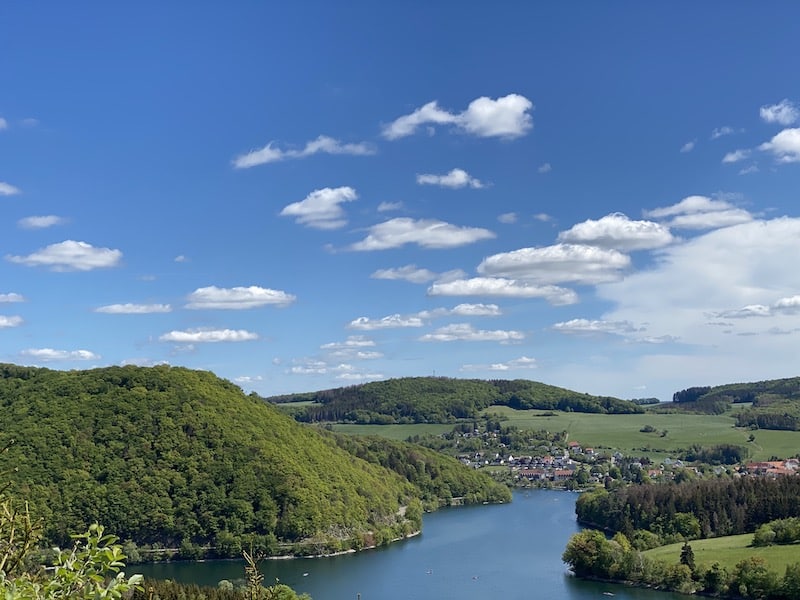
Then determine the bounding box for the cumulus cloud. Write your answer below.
[371,264,439,283]
[461,356,537,371]
[232,135,375,168]
[0,293,24,303]
[428,277,578,305]
[0,182,21,196]
[477,243,630,285]
[17,215,66,229]
[6,240,122,271]
[416,168,485,189]
[320,335,376,350]
[280,187,357,229]
[419,322,524,343]
[159,328,258,343]
[552,318,640,336]
[760,99,799,126]
[680,140,695,153]
[497,212,517,224]
[351,217,495,251]
[377,201,403,212]
[557,213,674,251]
[349,314,425,330]
[186,285,296,309]
[382,94,533,140]
[0,117,6,130]
[0,315,23,328]
[321,336,383,360]
[712,295,800,319]
[538,162,552,173]
[644,195,752,230]
[533,213,553,223]
[758,128,800,163]
[21,348,99,361]
[95,303,172,314]
[722,149,751,164]
[711,126,735,139]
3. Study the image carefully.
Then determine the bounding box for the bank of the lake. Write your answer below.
[138,490,688,600]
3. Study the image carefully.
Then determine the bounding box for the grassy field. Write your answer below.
[321,407,800,461]
[644,535,799,574]
[481,406,799,461]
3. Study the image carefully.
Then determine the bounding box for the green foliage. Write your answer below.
[751,517,800,547]
[0,523,143,599]
[271,376,642,424]
[0,364,421,553]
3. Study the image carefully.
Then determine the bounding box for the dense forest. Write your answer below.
[268,376,643,423]
[665,377,800,428]
[0,364,503,556]
[575,477,800,541]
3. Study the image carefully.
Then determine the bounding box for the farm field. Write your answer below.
[327,408,799,461]
[644,534,799,574]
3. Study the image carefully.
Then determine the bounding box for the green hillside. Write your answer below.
[0,364,502,556]
[268,376,643,423]
[666,377,800,429]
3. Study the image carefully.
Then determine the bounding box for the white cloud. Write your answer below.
[0,293,25,303]
[349,314,425,330]
[644,195,752,230]
[382,94,533,140]
[722,149,751,163]
[320,335,376,350]
[557,213,674,251]
[416,168,485,189]
[497,212,517,224]
[419,322,524,343]
[0,315,23,328]
[371,265,438,283]
[428,277,578,305]
[448,303,502,317]
[17,215,66,229]
[461,356,537,371]
[21,348,99,361]
[95,303,172,314]
[758,128,800,163]
[713,295,800,319]
[552,318,639,336]
[477,243,630,285]
[377,201,403,212]
[533,213,553,222]
[760,99,799,126]
[711,126,734,139]
[739,165,759,175]
[0,117,7,130]
[174,255,189,263]
[680,140,695,153]
[6,240,122,271]
[597,217,800,351]
[186,285,295,309]
[538,162,552,173]
[0,182,21,196]
[351,217,495,251]
[234,375,263,384]
[336,371,384,382]
[280,186,358,229]
[159,328,259,343]
[233,135,375,168]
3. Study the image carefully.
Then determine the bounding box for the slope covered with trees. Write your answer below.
[666,377,800,428]
[0,364,502,556]
[268,376,643,423]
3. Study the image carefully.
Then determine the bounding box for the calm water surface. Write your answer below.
[138,490,686,600]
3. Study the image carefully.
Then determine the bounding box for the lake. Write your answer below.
[137,490,686,600]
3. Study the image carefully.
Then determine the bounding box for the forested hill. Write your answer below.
[668,376,800,429]
[0,364,504,555]
[268,376,643,423]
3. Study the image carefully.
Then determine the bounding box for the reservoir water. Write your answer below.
[138,490,686,600]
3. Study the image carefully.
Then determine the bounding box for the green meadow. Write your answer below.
[326,407,799,461]
[644,535,799,574]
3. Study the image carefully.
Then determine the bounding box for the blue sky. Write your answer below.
[2,3,800,401]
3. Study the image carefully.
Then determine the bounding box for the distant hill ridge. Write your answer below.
[0,364,507,556]
[267,376,644,423]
